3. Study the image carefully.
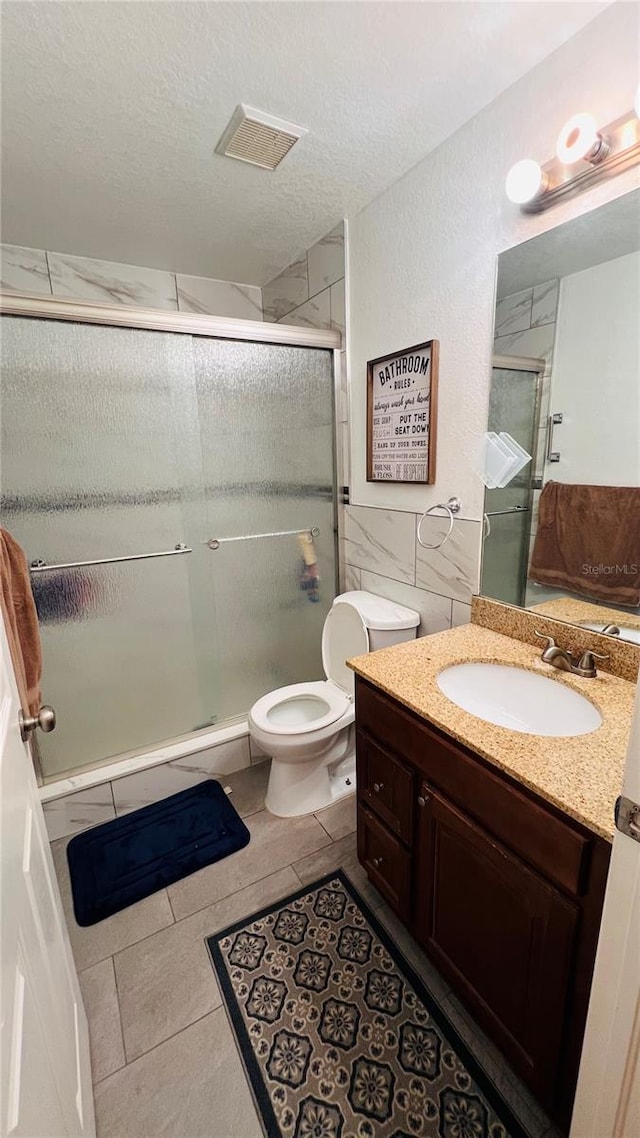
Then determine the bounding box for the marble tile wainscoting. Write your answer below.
[342,503,482,636]
[0,244,264,320]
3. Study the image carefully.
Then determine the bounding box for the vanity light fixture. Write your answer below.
[555,112,608,165]
[505,93,640,212]
[505,159,548,205]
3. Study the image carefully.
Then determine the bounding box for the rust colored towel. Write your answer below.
[529,481,640,607]
[0,528,42,716]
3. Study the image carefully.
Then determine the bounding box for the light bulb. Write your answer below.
[556,112,603,164]
[505,159,545,204]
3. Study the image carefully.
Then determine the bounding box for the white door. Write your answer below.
[570,678,640,1138]
[0,613,95,1137]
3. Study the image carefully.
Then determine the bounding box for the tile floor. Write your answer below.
[51,762,562,1138]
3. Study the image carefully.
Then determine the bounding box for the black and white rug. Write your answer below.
[207,869,531,1138]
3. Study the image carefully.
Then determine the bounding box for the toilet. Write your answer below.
[249,590,419,818]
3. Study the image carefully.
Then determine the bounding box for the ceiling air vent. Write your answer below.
[216,104,307,171]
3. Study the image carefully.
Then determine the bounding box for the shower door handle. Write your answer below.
[19,705,56,741]
[546,412,563,463]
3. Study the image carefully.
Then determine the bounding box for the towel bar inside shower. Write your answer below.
[483,505,530,538]
[484,506,530,517]
[206,526,320,551]
[30,544,192,572]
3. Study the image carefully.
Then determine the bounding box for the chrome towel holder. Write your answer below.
[417,497,461,551]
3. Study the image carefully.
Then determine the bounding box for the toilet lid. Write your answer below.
[321,602,369,696]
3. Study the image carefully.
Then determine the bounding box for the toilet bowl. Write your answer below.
[249,590,419,817]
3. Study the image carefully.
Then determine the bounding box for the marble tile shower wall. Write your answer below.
[262,224,348,488]
[8,229,342,839]
[262,223,350,590]
[493,277,558,498]
[0,244,264,320]
[493,279,559,604]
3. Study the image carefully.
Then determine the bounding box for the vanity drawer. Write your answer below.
[356,729,414,843]
[357,804,411,919]
[356,679,592,897]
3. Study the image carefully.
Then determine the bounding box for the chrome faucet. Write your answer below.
[534,632,609,679]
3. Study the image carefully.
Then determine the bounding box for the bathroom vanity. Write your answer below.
[350,623,636,1131]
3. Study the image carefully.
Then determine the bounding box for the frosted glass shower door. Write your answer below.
[193,338,337,719]
[1,317,213,777]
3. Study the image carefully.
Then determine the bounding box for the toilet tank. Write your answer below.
[332,590,419,651]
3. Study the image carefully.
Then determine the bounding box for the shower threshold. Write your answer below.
[39,716,250,804]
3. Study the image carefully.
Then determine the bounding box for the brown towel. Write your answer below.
[529,481,640,607]
[0,528,42,716]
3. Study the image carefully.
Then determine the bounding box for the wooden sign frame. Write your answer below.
[366,339,439,483]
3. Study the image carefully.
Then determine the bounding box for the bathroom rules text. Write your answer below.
[366,340,438,484]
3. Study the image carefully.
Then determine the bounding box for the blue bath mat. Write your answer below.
[67,780,250,926]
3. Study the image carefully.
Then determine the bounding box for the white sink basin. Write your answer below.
[578,621,640,646]
[436,663,602,737]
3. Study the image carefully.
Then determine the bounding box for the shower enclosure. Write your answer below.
[1,298,339,782]
[481,357,543,607]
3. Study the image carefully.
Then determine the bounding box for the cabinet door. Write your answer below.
[356,729,414,843]
[357,804,412,920]
[414,783,579,1101]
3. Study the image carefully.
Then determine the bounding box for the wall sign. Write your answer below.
[367,339,439,483]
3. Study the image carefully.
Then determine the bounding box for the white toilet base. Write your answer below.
[265,744,356,818]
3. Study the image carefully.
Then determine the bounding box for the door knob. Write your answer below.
[373,782,384,793]
[19,705,56,741]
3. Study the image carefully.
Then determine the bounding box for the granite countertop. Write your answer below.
[348,624,636,842]
[530,596,640,633]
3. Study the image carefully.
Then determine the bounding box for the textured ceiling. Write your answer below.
[1,1,609,285]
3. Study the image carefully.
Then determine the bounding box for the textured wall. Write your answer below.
[551,251,640,487]
[348,2,640,535]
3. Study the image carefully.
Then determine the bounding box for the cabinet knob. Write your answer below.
[373,782,384,793]
[372,856,383,868]
[417,794,430,807]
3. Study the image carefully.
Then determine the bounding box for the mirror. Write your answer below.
[481,189,640,644]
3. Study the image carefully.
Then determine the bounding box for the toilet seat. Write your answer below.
[249,680,351,737]
[250,599,370,740]
[320,602,369,698]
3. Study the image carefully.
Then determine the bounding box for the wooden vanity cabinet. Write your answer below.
[355,676,611,1132]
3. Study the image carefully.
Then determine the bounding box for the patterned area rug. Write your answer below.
[207,870,530,1138]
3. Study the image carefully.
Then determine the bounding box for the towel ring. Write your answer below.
[417,497,462,551]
